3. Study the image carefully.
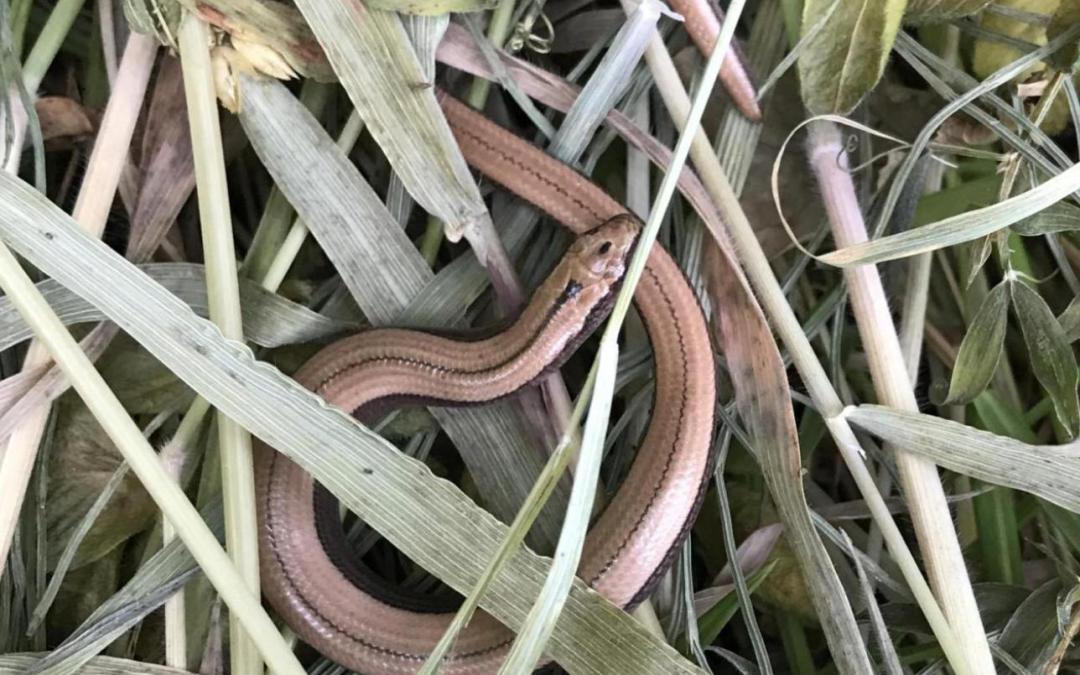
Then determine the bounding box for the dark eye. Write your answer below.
[597,241,612,255]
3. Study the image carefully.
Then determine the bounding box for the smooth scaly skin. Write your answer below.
[254,97,716,674]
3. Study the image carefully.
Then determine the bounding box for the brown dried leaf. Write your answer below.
[35,97,96,149]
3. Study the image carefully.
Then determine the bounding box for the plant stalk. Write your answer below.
[177,13,262,675]
[0,227,306,675]
[807,119,993,672]
[640,31,973,675]
[0,32,157,575]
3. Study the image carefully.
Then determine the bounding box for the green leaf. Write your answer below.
[1012,200,1080,235]
[821,160,1080,266]
[943,280,1010,404]
[30,502,224,675]
[1009,280,1080,437]
[998,579,1062,667]
[1048,0,1080,73]
[846,405,1080,512]
[1059,296,1080,343]
[696,561,777,647]
[904,0,991,24]
[798,0,908,114]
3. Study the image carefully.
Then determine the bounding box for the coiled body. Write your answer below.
[254,99,716,674]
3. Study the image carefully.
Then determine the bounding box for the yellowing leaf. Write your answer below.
[970,0,1074,135]
[798,0,909,114]
[905,0,992,23]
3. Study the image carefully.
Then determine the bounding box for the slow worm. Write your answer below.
[253,95,716,674]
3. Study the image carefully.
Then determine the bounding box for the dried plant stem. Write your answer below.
[0,228,306,675]
[1045,601,1080,675]
[159,398,212,669]
[0,32,157,574]
[807,119,994,673]
[154,104,366,669]
[177,14,261,675]
[639,32,972,675]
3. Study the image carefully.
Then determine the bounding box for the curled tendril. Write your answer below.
[508,11,554,55]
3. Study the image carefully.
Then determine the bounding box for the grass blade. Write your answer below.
[943,279,1009,404]
[0,170,706,675]
[820,160,1080,267]
[845,405,1080,512]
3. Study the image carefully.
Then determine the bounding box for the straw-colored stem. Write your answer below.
[807,119,993,673]
[160,395,213,668]
[178,14,261,675]
[155,95,365,669]
[98,0,119,85]
[640,32,973,675]
[0,33,157,575]
[0,231,305,675]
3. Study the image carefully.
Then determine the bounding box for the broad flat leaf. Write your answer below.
[1012,200,1080,235]
[1059,296,1080,342]
[974,0,1059,80]
[972,0,1073,134]
[46,403,152,571]
[845,406,1080,512]
[695,561,776,647]
[879,583,1029,636]
[1010,281,1080,437]
[997,579,1062,668]
[821,160,1080,266]
[943,280,1009,404]
[28,502,225,675]
[1048,0,1080,73]
[798,0,908,114]
[904,0,991,23]
[973,0,1077,136]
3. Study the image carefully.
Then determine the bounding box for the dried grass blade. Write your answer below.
[0,171,705,675]
[290,0,487,240]
[845,405,1080,512]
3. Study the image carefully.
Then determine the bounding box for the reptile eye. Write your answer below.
[597,241,612,255]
